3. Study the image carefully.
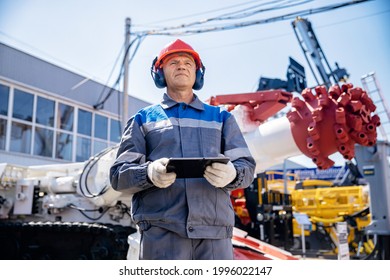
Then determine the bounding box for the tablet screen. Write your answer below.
[166,157,230,178]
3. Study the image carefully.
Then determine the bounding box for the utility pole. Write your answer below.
[122,17,131,131]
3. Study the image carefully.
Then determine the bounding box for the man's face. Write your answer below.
[162,52,196,90]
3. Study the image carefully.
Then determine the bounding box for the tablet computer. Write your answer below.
[166,157,230,178]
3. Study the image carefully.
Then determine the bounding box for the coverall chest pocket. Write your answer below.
[145,124,178,156]
[200,127,222,156]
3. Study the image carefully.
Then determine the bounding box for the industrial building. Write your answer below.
[0,42,150,166]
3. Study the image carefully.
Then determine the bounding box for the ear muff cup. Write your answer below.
[153,68,167,88]
[151,57,166,88]
[193,65,205,90]
[151,57,206,90]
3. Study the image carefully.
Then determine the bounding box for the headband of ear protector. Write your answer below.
[150,56,206,90]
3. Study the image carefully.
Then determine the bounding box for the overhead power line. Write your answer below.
[205,0,313,21]
[133,0,311,34]
[134,0,284,26]
[132,0,371,36]
[94,0,372,110]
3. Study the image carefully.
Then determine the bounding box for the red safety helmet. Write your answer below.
[153,39,202,70]
[151,39,205,90]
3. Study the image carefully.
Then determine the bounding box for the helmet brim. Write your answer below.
[155,49,201,70]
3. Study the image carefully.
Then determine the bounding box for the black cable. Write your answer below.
[93,0,371,112]
[69,202,131,221]
[93,36,144,110]
[117,201,132,218]
[94,45,125,109]
[211,0,313,21]
[78,144,119,198]
[134,0,307,34]
[93,70,122,110]
[132,0,371,36]
[69,203,110,221]
[135,0,272,26]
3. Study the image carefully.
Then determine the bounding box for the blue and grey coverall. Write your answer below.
[110,93,256,259]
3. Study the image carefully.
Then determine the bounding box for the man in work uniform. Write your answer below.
[110,39,256,260]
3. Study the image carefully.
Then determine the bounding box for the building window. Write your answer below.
[110,119,121,143]
[13,89,33,121]
[0,84,9,116]
[10,121,32,154]
[0,83,124,163]
[93,140,107,155]
[58,103,74,131]
[56,132,73,161]
[94,114,108,140]
[0,119,6,150]
[36,96,55,127]
[76,136,91,162]
[78,109,92,136]
[34,127,53,157]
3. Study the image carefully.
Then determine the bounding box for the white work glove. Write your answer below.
[147,158,176,188]
[204,161,237,188]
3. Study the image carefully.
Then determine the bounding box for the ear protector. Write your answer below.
[150,56,206,90]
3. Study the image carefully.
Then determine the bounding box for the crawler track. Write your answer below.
[0,221,136,260]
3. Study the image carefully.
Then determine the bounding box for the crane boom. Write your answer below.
[292,17,349,88]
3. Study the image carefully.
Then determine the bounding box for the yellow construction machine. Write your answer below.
[232,168,375,258]
[290,178,373,257]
